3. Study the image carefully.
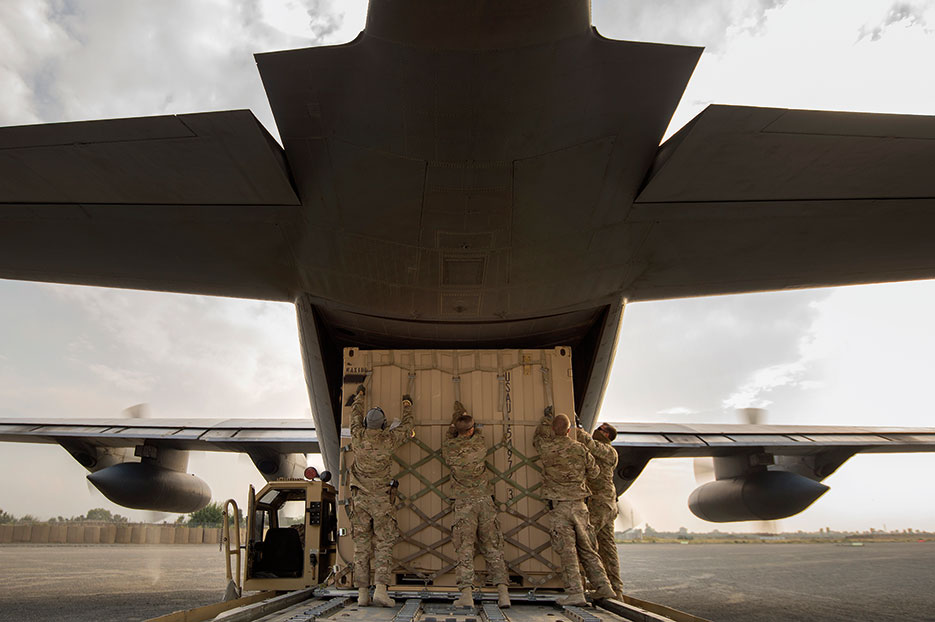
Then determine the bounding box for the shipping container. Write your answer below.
[336,347,576,589]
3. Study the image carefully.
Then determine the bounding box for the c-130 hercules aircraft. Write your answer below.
[2,0,935,597]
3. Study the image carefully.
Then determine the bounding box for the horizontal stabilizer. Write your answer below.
[627,105,935,300]
[0,110,301,300]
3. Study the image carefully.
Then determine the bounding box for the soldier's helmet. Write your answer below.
[365,406,387,430]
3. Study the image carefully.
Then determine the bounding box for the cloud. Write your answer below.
[859,2,932,40]
[647,0,935,137]
[3,0,935,531]
[38,284,309,419]
[657,407,699,417]
[87,363,156,393]
[0,0,369,135]
[593,0,789,48]
[605,288,826,423]
[722,361,808,409]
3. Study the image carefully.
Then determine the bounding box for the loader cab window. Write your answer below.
[249,487,307,579]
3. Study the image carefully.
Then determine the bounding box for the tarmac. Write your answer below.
[619,541,935,621]
[0,542,933,621]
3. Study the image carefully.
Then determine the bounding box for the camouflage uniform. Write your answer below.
[534,409,613,596]
[576,428,623,596]
[441,402,508,589]
[349,392,413,587]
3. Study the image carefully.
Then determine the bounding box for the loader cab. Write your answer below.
[244,479,337,591]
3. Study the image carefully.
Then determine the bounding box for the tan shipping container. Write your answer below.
[336,347,575,589]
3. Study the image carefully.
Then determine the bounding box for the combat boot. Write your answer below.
[592,584,616,600]
[372,584,395,607]
[453,587,474,607]
[497,584,511,608]
[357,586,370,607]
[556,592,587,606]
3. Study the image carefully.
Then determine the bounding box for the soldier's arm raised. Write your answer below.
[533,405,555,449]
[350,385,366,439]
[575,427,594,447]
[584,448,600,483]
[446,401,465,439]
[392,393,415,446]
[441,431,454,464]
[589,436,617,468]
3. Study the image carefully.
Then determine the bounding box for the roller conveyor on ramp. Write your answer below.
[148,589,710,622]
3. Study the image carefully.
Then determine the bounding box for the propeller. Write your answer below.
[616,495,642,531]
[86,403,153,497]
[693,456,715,484]
[87,404,175,522]
[693,408,780,534]
[122,403,150,419]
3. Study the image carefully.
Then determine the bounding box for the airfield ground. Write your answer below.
[0,542,932,621]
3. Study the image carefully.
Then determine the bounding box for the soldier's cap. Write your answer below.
[365,406,386,430]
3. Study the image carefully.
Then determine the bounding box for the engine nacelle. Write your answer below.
[87,462,211,513]
[248,451,307,481]
[688,470,829,522]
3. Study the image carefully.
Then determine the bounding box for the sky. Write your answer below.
[1,0,934,532]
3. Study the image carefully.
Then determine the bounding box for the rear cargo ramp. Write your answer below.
[337,348,576,589]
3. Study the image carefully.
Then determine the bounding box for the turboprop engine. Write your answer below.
[247,450,307,481]
[61,435,212,513]
[688,469,829,522]
[687,407,832,522]
[87,461,211,513]
[83,444,211,513]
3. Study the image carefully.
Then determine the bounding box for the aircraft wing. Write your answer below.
[607,421,935,458]
[627,105,935,301]
[7,417,931,461]
[0,417,318,454]
[606,420,935,500]
[0,110,300,301]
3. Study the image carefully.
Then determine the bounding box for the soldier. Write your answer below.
[348,384,414,607]
[534,406,616,606]
[576,423,624,599]
[441,401,511,609]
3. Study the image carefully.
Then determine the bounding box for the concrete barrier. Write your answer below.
[0,522,230,545]
[100,524,116,544]
[66,524,84,543]
[30,523,50,543]
[13,524,32,542]
[49,525,67,543]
